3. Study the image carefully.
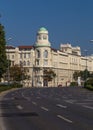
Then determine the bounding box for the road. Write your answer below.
[0,87,93,130]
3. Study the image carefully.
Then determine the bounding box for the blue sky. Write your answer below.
[1,0,93,55]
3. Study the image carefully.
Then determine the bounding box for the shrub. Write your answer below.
[84,78,93,90]
[70,82,78,86]
[0,82,23,93]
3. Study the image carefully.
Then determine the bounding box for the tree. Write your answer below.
[73,69,91,82]
[81,69,90,81]
[73,71,81,81]
[0,24,8,80]
[9,65,28,82]
[43,69,56,82]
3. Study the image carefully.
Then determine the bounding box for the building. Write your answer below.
[5,27,93,87]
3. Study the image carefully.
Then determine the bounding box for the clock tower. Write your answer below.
[34,27,52,87]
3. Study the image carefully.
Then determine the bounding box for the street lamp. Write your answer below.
[84,49,88,82]
[20,50,24,85]
[7,38,12,84]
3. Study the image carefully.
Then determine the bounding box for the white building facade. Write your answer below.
[6,27,93,87]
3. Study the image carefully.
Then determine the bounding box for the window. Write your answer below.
[43,35,47,40]
[20,61,22,66]
[20,53,22,59]
[7,55,10,59]
[36,60,39,65]
[38,36,42,40]
[24,53,26,58]
[12,55,14,59]
[28,53,30,58]
[24,61,26,66]
[38,34,42,40]
[12,61,14,66]
[43,50,48,58]
[27,61,30,66]
[44,60,48,66]
[37,50,40,58]
[27,69,29,73]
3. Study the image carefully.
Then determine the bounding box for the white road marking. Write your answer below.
[65,100,76,104]
[16,105,23,110]
[21,92,30,101]
[32,101,37,105]
[57,115,73,123]
[83,105,93,110]
[56,104,67,108]
[41,106,49,111]
[65,100,73,104]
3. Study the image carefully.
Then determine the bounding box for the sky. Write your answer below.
[1,0,93,55]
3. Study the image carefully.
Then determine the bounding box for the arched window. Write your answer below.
[43,34,47,40]
[20,61,22,66]
[24,53,26,58]
[43,50,48,58]
[36,60,39,65]
[38,35,42,40]
[27,61,30,66]
[24,61,26,66]
[37,50,40,58]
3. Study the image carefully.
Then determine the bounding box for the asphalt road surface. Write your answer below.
[0,87,93,130]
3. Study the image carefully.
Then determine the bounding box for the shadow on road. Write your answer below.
[0,112,39,118]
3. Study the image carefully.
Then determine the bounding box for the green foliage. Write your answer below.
[73,69,92,81]
[43,69,56,82]
[9,65,28,81]
[81,69,90,81]
[84,78,93,90]
[73,71,81,81]
[0,83,23,93]
[85,85,93,90]
[70,82,78,86]
[84,78,93,86]
[73,69,93,89]
[0,24,8,79]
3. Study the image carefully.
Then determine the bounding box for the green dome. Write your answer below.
[38,27,48,34]
[39,27,47,32]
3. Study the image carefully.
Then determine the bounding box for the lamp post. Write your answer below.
[31,49,34,87]
[20,50,24,85]
[7,38,12,84]
[32,64,34,87]
[89,39,93,78]
[84,49,88,82]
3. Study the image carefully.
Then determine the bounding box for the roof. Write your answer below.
[18,46,33,49]
[51,48,57,52]
[6,45,15,49]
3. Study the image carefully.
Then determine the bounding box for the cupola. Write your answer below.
[35,27,51,47]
